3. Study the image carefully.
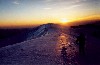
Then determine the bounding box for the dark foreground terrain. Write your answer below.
[0,27,39,48]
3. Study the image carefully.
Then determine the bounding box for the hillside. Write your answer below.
[0,22,100,65]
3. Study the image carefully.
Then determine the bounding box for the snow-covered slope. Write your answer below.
[0,30,61,65]
[0,28,79,65]
[27,23,58,40]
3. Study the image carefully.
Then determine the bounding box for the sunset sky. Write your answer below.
[0,0,100,27]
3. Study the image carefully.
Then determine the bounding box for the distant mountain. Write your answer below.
[68,19,100,26]
[71,20,100,39]
[71,20,100,28]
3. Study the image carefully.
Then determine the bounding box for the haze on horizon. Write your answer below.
[0,0,100,28]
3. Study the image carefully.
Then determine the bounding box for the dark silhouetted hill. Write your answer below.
[0,23,59,48]
[71,20,100,39]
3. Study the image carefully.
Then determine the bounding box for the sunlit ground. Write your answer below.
[56,33,70,52]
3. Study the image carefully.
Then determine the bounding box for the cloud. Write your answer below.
[70,4,81,8]
[12,1,20,5]
[64,4,81,9]
[45,0,51,2]
[74,0,87,3]
[43,7,52,10]
[75,0,81,2]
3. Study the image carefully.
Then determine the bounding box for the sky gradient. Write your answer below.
[0,0,100,27]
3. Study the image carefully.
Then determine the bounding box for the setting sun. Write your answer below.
[60,18,69,24]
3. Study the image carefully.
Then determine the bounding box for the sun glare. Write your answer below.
[60,18,69,24]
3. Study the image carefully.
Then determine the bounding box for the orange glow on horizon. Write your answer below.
[0,15,100,28]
